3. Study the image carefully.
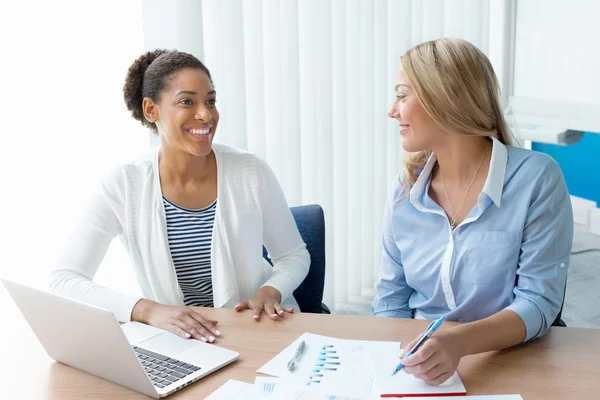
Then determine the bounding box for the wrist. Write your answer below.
[260,285,282,302]
[442,325,471,358]
[131,298,156,324]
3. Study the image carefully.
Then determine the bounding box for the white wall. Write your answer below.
[509,0,600,133]
[514,0,600,105]
[0,1,147,292]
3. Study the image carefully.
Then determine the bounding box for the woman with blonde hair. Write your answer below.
[373,38,573,385]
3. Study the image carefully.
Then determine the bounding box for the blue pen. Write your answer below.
[391,315,446,376]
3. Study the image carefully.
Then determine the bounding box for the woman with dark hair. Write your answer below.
[50,50,310,343]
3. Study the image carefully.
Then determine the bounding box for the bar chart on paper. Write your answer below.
[306,344,341,386]
[257,333,396,398]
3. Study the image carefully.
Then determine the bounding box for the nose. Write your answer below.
[195,105,211,122]
[388,102,398,119]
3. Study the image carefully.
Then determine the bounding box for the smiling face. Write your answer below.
[143,67,219,158]
[388,63,446,153]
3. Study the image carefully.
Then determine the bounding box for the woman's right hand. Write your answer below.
[131,299,221,343]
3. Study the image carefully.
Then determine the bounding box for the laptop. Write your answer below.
[2,279,239,398]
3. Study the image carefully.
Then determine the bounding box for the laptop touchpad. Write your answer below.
[138,332,198,355]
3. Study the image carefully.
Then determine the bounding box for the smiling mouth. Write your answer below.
[399,124,410,129]
[186,127,212,135]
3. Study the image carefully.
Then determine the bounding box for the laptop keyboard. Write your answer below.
[132,346,201,388]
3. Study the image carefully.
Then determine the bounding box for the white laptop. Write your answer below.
[2,279,239,398]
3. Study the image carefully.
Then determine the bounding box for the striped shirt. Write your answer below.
[163,195,216,307]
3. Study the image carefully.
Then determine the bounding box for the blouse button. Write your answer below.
[559,263,565,268]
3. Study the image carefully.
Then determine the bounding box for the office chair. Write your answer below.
[263,204,330,314]
[551,285,567,327]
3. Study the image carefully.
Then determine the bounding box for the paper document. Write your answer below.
[415,397,522,400]
[254,376,279,397]
[255,375,374,399]
[205,379,254,400]
[270,391,371,400]
[369,341,466,397]
[257,332,400,398]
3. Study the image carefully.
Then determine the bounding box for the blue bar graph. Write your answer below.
[262,382,275,393]
[319,354,340,359]
[308,344,340,385]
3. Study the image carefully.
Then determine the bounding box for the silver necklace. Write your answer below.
[439,145,488,230]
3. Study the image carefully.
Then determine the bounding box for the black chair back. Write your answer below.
[263,205,327,313]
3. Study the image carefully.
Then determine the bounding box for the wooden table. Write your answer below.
[2,287,600,399]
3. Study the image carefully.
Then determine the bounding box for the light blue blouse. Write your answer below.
[372,137,573,342]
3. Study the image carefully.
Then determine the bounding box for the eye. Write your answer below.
[179,98,193,106]
[206,98,217,107]
[395,94,406,101]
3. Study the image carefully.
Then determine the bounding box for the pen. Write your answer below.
[287,340,306,372]
[391,315,445,376]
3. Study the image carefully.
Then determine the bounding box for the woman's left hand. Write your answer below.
[234,286,294,321]
[400,330,465,386]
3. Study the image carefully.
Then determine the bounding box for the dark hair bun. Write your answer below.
[123,49,169,130]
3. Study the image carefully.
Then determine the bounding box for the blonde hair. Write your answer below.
[400,38,513,191]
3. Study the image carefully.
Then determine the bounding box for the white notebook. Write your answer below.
[369,341,467,397]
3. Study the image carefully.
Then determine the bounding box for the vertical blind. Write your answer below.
[200,0,494,311]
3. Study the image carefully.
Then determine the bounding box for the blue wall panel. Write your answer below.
[532,132,600,205]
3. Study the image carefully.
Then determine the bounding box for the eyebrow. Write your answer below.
[175,90,217,96]
[394,82,411,91]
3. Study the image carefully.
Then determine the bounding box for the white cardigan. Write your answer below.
[49,143,310,322]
